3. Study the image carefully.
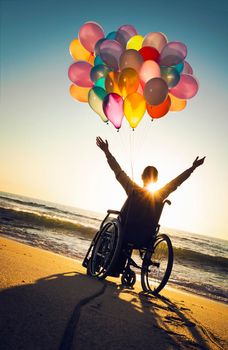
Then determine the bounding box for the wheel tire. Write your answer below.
[141,234,173,295]
[121,269,136,287]
[90,220,123,279]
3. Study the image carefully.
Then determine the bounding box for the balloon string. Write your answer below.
[129,128,134,180]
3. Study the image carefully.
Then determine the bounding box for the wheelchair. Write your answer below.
[82,199,173,295]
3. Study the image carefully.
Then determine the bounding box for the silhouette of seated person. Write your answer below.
[96,137,205,274]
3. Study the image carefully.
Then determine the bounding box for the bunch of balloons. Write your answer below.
[68,22,199,129]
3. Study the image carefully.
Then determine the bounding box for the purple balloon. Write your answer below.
[99,40,124,70]
[68,61,93,87]
[183,61,193,75]
[169,74,199,99]
[103,93,124,129]
[144,78,168,105]
[116,24,138,48]
[94,38,106,56]
[159,41,187,67]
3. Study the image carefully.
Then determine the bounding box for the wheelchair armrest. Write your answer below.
[107,209,120,215]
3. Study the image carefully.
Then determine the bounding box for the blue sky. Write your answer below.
[1,0,228,238]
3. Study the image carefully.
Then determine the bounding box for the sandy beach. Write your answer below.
[0,236,227,350]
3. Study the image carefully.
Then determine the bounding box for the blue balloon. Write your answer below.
[90,64,110,83]
[94,55,105,66]
[174,61,184,73]
[106,31,117,40]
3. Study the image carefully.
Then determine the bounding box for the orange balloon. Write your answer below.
[146,95,171,119]
[88,54,95,65]
[69,38,91,61]
[70,84,90,102]
[169,93,187,111]
[105,71,121,94]
[118,68,139,98]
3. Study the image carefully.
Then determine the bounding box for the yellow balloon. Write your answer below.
[105,71,121,94]
[169,93,187,111]
[70,84,90,102]
[124,92,146,128]
[119,68,139,98]
[127,35,144,50]
[69,38,91,61]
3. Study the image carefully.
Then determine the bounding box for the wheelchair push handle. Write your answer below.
[163,199,171,206]
[107,209,120,215]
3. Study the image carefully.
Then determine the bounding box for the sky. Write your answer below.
[0,0,228,239]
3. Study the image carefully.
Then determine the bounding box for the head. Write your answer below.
[141,166,158,187]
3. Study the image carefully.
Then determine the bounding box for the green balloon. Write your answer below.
[95,77,106,90]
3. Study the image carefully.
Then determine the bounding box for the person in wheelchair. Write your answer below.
[96,136,205,276]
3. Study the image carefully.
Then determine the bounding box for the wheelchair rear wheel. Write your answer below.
[141,234,173,294]
[87,219,122,279]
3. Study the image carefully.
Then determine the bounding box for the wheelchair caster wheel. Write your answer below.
[121,269,136,287]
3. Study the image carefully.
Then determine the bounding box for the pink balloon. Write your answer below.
[139,60,161,86]
[79,22,104,53]
[103,93,124,129]
[183,61,193,75]
[99,40,123,70]
[169,74,199,99]
[142,32,168,52]
[68,61,93,87]
[160,41,187,66]
[116,24,138,47]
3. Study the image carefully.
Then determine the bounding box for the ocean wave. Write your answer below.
[173,246,228,270]
[0,207,97,237]
[0,195,101,223]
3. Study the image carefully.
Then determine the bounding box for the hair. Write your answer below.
[141,166,158,185]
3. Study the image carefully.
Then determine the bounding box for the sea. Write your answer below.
[0,191,227,304]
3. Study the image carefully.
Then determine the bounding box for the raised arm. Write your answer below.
[158,156,206,200]
[96,137,135,195]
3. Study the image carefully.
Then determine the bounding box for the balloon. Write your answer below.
[144,78,168,105]
[99,40,123,70]
[106,31,117,40]
[95,77,106,90]
[116,24,138,47]
[169,93,187,111]
[160,66,180,88]
[139,60,161,86]
[142,32,168,52]
[118,68,139,98]
[88,54,95,65]
[103,93,124,129]
[79,22,104,53]
[119,49,143,72]
[139,46,160,62]
[169,74,199,99]
[94,55,105,66]
[174,61,184,73]
[68,61,93,87]
[124,92,146,128]
[88,87,108,122]
[69,84,90,102]
[69,38,91,61]
[90,64,110,83]
[159,41,187,66]
[105,71,121,94]
[94,38,106,56]
[146,95,171,119]
[183,61,193,75]
[126,35,144,50]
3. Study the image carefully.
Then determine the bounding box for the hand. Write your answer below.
[96,137,109,154]
[192,156,206,170]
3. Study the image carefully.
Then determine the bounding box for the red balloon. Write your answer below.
[139,46,160,62]
[146,95,171,119]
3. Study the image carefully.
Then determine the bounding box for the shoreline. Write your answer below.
[1,233,227,305]
[0,235,227,350]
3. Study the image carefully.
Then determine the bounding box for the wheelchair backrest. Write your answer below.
[120,189,164,246]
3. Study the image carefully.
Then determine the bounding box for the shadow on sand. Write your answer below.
[0,271,216,350]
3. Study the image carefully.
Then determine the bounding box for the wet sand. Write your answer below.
[0,236,227,350]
